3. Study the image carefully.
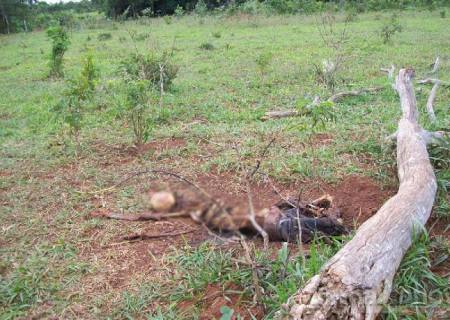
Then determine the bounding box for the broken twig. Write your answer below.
[91,210,188,221]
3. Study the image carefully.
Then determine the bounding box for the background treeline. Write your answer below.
[0,0,448,34]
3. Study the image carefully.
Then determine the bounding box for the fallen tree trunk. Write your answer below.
[279,69,438,319]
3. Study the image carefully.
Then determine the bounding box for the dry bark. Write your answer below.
[279,69,438,320]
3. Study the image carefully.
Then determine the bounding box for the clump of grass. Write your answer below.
[383,232,449,319]
[97,32,112,41]
[0,254,58,318]
[199,42,215,50]
[212,31,221,38]
[429,136,449,218]
[133,32,150,41]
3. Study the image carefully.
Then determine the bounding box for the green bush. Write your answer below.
[194,0,208,16]
[255,51,273,74]
[174,5,185,18]
[381,14,403,44]
[199,42,215,50]
[46,25,70,77]
[120,53,178,90]
[53,53,99,144]
[124,80,155,147]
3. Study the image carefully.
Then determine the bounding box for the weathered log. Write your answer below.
[279,69,438,320]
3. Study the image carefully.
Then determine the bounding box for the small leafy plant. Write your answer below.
[124,80,154,147]
[199,42,215,50]
[194,0,208,17]
[255,51,273,75]
[163,16,172,25]
[46,25,70,77]
[381,14,403,44]
[174,5,185,18]
[53,53,98,148]
[120,52,178,90]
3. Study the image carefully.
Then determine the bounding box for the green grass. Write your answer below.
[0,9,449,319]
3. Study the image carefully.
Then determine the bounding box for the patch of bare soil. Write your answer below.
[322,175,394,226]
[178,283,264,320]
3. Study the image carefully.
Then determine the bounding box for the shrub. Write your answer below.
[381,14,403,44]
[199,42,215,50]
[174,5,185,18]
[194,0,208,17]
[120,53,178,90]
[53,53,98,146]
[46,25,70,77]
[124,80,154,147]
[163,16,172,25]
[97,32,112,41]
[255,51,273,74]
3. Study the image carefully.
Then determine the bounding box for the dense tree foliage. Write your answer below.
[0,0,97,33]
[0,0,447,34]
[94,0,447,17]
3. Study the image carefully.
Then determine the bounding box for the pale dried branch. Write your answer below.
[261,87,382,121]
[425,80,440,122]
[430,56,440,74]
[380,64,395,79]
[417,78,449,86]
[328,86,383,103]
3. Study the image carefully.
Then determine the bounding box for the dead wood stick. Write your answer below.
[280,68,438,320]
[240,238,263,305]
[328,86,384,103]
[122,228,197,241]
[90,210,188,221]
[430,56,440,74]
[261,87,382,121]
[426,80,439,122]
[380,65,395,79]
[417,78,449,86]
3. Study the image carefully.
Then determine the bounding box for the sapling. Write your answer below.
[124,80,154,147]
[381,14,403,44]
[54,53,98,151]
[47,25,70,77]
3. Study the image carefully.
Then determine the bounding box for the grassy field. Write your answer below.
[0,9,449,319]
